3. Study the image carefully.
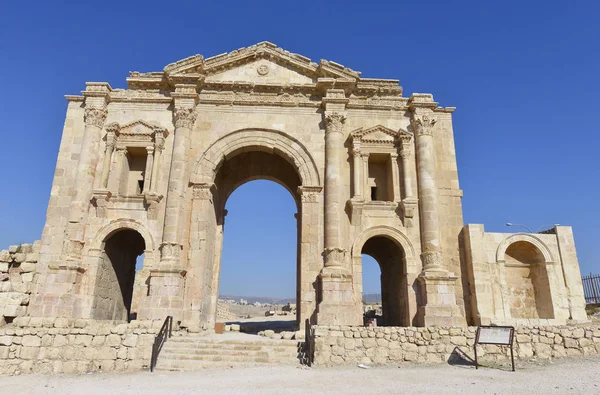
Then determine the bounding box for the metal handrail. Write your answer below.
[150,315,173,372]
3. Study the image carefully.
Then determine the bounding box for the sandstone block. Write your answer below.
[0,336,12,346]
[19,346,40,360]
[123,334,138,347]
[22,335,41,347]
[106,334,122,347]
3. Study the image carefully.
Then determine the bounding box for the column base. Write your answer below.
[416,269,465,327]
[137,267,186,321]
[316,266,362,326]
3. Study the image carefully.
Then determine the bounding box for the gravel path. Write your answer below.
[3,356,599,395]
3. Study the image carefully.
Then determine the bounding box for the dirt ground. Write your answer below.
[3,355,600,395]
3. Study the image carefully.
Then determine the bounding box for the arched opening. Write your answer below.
[504,241,554,319]
[361,236,408,326]
[209,149,302,333]
[92,229,145,321]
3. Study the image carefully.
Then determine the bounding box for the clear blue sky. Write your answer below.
[1,1,598,298]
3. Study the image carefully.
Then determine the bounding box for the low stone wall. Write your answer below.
[0,242,40,325]
[312,325,600,365]
[0,318,171,375]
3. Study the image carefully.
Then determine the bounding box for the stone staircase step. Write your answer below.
[154,334,308,372]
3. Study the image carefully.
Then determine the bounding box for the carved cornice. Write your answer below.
[324,112,346,134]
[297,186,322,203]
[84,107,108,128]
[411,115,437,137]
[173,107,198,129]
[192,184,213,200]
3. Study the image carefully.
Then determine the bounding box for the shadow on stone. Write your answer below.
[447,346,476,367]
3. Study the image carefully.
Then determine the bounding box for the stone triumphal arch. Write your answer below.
[22,42,587,330]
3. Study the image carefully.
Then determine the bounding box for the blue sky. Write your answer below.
[1,1,598,298]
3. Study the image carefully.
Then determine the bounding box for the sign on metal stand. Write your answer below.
[474,326,515,372]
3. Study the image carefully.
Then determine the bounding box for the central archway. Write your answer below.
[188,129,322,330]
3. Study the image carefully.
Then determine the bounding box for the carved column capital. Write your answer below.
[324,112,346,134]
[173,107,198,129]
[420,250,444,272]
[84,107,108,128]
[322,247,347,267]
[399,145,412,159]
[411,115,437,137]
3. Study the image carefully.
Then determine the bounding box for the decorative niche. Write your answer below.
[347,125,417,226]
[91,120,169,219]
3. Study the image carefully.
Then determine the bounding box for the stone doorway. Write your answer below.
[91,229,146,321]
[361,236,409,326]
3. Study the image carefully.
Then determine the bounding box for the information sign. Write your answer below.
[474,326,515,371]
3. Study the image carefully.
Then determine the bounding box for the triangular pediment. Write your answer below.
[106,120,168,137]
[163,41,361,83]
[351,125,411,144]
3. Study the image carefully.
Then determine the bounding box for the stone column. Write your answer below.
[110,146,128,194]
[150,134,165,191]
[143,146,154,192]
[399,142,418,223]
[352,146,362,199]
[64,84,110,260]
[317,89,361,326]
[99,126,117,189]
[412,114,443,269]
[362,153,370,201]
[390,153,401,202]
[410,97,463,326]
[160,102,197,265]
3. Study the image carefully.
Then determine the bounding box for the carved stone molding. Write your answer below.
[324,112,346,134]
[160,242,183,261]
[143,191,163,220]
[411,115,437,137]
[192,184,213,200]
[84,107,108,128]
[173,107,198,129]
[322,247,347,266]
[298,186,322,203]
[347,198,364,226]
[91,189,112,218]
[63,239,85,260]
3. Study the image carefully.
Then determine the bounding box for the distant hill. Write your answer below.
[362,293,382,303]
[219,295,296,305]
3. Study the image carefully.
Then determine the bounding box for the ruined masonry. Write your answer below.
[1,42,588,333]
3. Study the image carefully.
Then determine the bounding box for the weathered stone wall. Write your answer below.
[312,325,600,366]
[216,302,236,321]
[0,318,169,375]
[0,242,40,325]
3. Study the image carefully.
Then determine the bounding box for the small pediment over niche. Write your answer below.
[351,125,411,145]
[106,120,169,148]
[106,120,167,137]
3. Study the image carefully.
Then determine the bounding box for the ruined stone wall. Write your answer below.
[312,325,600,366]
[216,302,237,321]
[0,318,170,375]
[0,242,40,325]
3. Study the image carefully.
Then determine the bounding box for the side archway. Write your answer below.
[352,226,417,326]
[86,219,156,321]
